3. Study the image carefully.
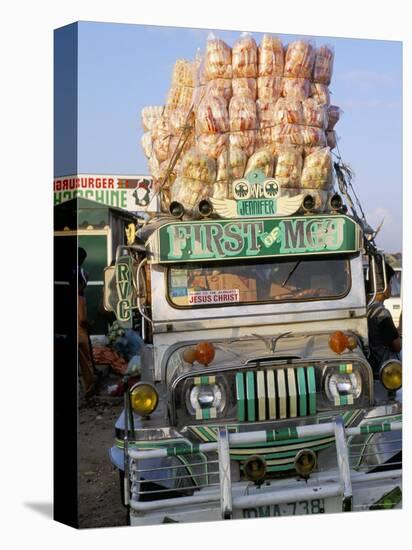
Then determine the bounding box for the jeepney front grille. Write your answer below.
[235,367,317,422]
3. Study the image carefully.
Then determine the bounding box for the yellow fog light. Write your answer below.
[130,383,158,416]
[294,449,317,478]
[380,360,402,391]
[244,455,267,484]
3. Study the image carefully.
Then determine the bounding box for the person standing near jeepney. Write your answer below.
[78,247,89,295]
[367,262,402,376]
[78,247,96,396]
[398,311,402,338]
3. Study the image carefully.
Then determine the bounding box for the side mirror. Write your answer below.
[103,265,116,312]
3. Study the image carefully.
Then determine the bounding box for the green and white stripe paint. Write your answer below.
[287,368,297,418]
[334,394,354,407]
[347,414,402,469]
[190,425,218,442]
[306,366,317,415]
[257,371,266,421]
[339,363,353,374]
[230,436,336,457]
[119,412,363,454]
[236,373,246,422]
[359,421,392,435]
[194,375,216,385]
[266,427,298,442]
[266,370,276,419]
[296,367,307,416]
[127,420,401,460]
[246,371,256,421]
[194,375,217,420]
[277,369,287,419]
[235,366,319,422]
[196,407,217,421]
[334,364,353,406]
[188,410,362,446]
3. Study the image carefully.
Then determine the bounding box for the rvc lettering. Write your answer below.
[115,259,133,325]
[116,300,131,322]
[116,263,131,299]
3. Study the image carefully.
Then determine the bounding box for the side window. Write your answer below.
[390,271,401,297]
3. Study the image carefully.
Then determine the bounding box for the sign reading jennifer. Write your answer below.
[53,174,158,212]
[211,170,303,218]
[153,215,361,264]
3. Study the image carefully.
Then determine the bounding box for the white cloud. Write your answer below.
[367,207,393,230]
[365,207,402,251]
[336,69,396,90]
[339,98,400,110]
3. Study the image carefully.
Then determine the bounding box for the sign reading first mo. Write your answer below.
[153,215,361,264]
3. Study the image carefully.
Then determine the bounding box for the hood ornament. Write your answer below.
[271,332,292,353]
[252,332,293,354]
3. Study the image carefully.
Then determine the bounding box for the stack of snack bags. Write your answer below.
[170,148,217,209]
[140,33,343,212]
[140,59,196,206]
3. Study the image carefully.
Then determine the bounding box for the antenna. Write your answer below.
[333,151,378,253]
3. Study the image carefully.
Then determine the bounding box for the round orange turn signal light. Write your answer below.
[195,341,215,366]
[329,331,349,354]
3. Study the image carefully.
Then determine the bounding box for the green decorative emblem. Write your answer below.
[211,170,303,218]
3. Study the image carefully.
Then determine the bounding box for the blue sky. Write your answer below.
[57,21,402,251]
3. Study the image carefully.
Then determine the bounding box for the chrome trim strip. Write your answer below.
[124,389,130,506]
[218,427,233,519]
[334,416,352,511]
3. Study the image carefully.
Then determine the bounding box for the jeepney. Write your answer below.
[105,169,402,525]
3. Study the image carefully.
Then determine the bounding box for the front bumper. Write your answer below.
[129,468,401,525]
[121,417,402,524]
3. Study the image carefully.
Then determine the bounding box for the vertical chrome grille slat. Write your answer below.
[287,368,298,418]
[256,371,266,421]
[266,370,276,420]
[277,369,287,419]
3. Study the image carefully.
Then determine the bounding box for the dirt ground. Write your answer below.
[78,395,128,529]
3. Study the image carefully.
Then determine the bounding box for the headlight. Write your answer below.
[380,360,402,391]
[324,366,362,406]
[185,376,227,420]
[130,383,159,416]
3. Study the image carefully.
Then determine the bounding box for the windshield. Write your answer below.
[168,256,351,307]
[390,270,401,297]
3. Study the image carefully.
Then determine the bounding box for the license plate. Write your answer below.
[242,498,326,518]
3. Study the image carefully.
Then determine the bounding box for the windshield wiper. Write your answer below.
[281,260,301,288]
